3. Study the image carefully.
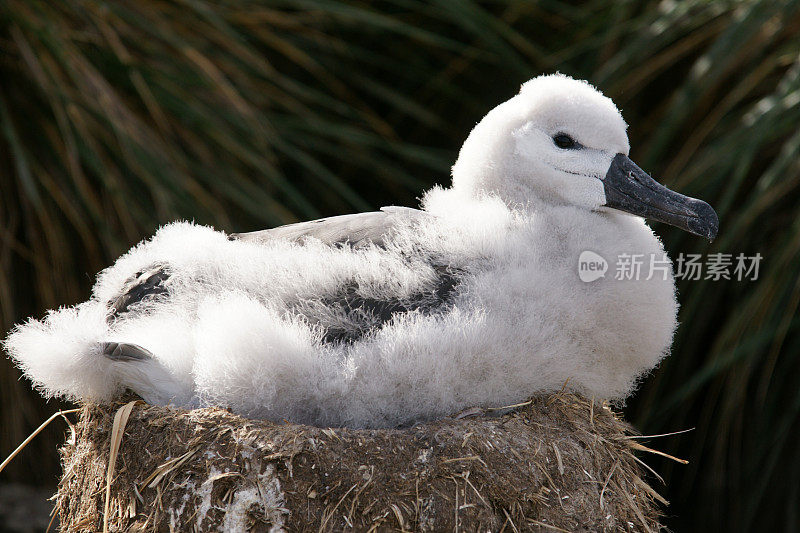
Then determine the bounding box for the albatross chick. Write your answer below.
[4,74,718,428]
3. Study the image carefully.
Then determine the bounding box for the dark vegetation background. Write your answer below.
[1,1,798,531]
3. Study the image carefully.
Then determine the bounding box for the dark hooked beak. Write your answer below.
[603,153,719,240]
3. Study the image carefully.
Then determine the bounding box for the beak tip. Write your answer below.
[691,199,719,241]
[704,219,719,241]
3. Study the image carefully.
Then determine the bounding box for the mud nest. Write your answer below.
[56,394,666,532]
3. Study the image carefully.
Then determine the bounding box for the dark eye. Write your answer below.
[553,133,577,149]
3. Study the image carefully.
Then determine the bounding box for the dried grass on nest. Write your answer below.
[56,394,667,532]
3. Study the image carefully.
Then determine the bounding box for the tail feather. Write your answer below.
[110,350,196,407]
[3,302,194,407]
[3,303,120,401]
[102,342,154,361]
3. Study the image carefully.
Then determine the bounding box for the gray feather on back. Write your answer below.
[230,206,426,248]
